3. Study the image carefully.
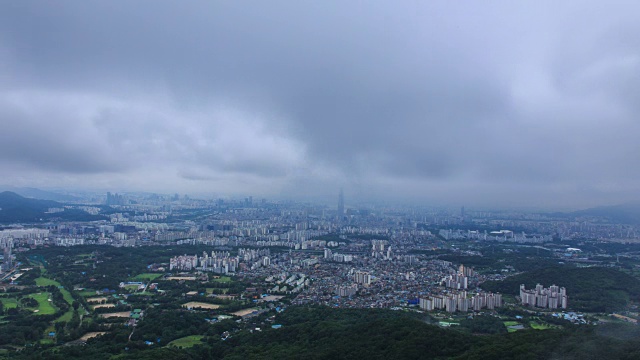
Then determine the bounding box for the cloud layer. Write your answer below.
[1,1,639,208]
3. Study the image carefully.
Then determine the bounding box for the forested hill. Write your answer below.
[567,203,640,225]
[15,306,640,359]
[207,307,640,360]
[481,266,640,312]
[0,186,79,202]
[0,191,104,223]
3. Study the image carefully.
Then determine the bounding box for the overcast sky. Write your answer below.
[1,1,639,209]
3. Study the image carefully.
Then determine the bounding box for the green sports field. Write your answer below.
[28,293,56,315]
[167,335,204,348]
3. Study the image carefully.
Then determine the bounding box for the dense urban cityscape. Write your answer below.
[0,187,639,358]
[3,1,640,358]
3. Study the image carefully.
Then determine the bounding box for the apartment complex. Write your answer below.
[520,284,568,309]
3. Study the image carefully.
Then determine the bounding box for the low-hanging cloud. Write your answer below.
[1,1,639,208]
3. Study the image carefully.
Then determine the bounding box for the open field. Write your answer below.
[29,293,56,315]
[35,277,59,287]
[182,302,220,310]
[212,276,232,283]
[0,297,18,309]
[530,322,554,330]
[52,285,75,323]
[56,310,74,322]
[79,332,107,341]
[504,321,524,333]
[78,290,98,297]
[231,308,258,317]
[130,273,163,281]
[167,335,204,348]
[59,287,74,304]
[35,277,74,304]
[100,312,130,318]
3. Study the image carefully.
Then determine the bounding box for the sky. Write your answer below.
[1,1,639,209]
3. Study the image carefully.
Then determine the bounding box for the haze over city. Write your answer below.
[1,1,639,209]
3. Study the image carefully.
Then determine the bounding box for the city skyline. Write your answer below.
[2,1,640,209]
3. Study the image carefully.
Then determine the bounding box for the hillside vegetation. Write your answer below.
[0,191,104,223]
[481,266,640,312]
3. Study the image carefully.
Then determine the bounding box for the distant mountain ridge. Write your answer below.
[568,202,640,225]
[0,186,79,202]
[0,191,103,224]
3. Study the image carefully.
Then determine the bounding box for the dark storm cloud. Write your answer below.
[0,94,125,173]
[1,1,640,207]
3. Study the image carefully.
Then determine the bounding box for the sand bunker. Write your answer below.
[86,297,108,303]
[231,308,258,317]
[79,332,107,341]
[182,302,220,310]
[99,312,130,318]
[93,304,115,309]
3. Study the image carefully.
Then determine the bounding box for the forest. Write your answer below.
[481,266,640,312]
[21,306,640,360]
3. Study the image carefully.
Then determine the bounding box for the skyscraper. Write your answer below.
[337,188,344,221]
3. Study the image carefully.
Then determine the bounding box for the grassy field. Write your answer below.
[56,309,74,322]
[36,277,73,305]
[0,297,18,309]
[29,293,56,315]
[36,278,74,303]
[130,273,163,281]
[35,277,60,287]
[504,320,524,333]
[77,290,98,297]
[59,287,74,304]
[167,335,204,348]
[36,278,77,322]
[529,322,553,330]
[212,276,232,283]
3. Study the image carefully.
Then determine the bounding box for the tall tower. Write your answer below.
[337,188,344,221]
